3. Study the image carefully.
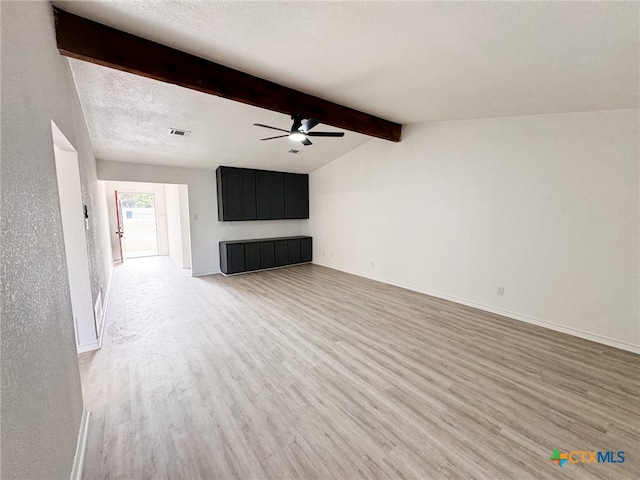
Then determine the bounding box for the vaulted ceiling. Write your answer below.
[55,1,639,173]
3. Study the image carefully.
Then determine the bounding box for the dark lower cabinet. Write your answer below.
[219,243,245,274]
[275,240,288,267]
[260,242,275,269]
[288,239,301,264]
[301,237,312,263]
[245,243,261,271]
[220,236,312,274]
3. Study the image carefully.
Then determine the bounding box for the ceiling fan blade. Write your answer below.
[300,118,320,133]
[253,123,289,133]
[260,135,289,141]
[306,132,345,137]
[301,138,313,146]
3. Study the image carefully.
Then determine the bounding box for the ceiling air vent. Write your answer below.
[169,128,191,136]
[288,149,301,154]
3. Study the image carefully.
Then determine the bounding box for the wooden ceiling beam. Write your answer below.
[53,7,402,142]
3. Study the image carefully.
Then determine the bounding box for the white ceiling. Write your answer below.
[58,1,639,173]
[68,60,370,173]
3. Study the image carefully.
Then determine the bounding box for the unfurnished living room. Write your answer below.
[1,1,639,479]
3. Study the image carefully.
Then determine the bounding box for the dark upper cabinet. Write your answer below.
[241,169,256,219]
[284,173,309,219]
[256,171,271,220]
[217,167,256,221]
[256,171,285,220]
[270,172,285,219]
[217,166,306,221]
[217,167,241,220]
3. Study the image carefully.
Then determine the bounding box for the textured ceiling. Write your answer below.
[69,61,370,173]
[57,0,639,172]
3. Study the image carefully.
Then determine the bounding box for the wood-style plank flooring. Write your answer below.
[79,257,639,479]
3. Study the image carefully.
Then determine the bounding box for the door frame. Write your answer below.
[118,191,160,259]
[51,121,98,353]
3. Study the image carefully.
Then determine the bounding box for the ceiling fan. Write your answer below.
[253,114,345,146]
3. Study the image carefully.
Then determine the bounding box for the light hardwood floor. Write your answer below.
[79,257,639,479]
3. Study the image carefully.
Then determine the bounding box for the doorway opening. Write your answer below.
[118,192,159,258]
[103,181,192,272]
[51,121,100,353]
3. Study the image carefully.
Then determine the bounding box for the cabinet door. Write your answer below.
[288,239,301,264]
[219,167,243,220]
[217,167,257,221]
[298,175,309,218]
[219,243,229,273]
[300,237,312,263]
[226,244,245,274]
[275,240,288,266]
[240,169,256,220]
[270,172,285,219]
[216,167,225,221]
[256,170,272,220]
[245,243,261,271]
[260,242,275,269]
[284,174,309,219]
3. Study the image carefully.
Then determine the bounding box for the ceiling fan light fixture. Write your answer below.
[289,131,307,142]
[254,114,343,146]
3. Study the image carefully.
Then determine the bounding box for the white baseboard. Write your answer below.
[168,255,184,268]
[314,262,640,355]
[97,265,113,349]
[220,262,312,277]
[70,408,91,480]
[192,269,221,277]
[77,341,100,354]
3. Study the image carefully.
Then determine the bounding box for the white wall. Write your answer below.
[97,160,307,276]
[166,183,192,268]
[179,185,192,269]
[1,2,112,478]
[97,179,115,293]
[103,181,170,260]
[308,109,639,353]
[54,144,97,349]
[166,184,184,266]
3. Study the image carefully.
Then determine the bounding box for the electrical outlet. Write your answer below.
[323,250,326,257]
[497,286,504,296]
[371,261,375,268]
[330,252,334,258]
